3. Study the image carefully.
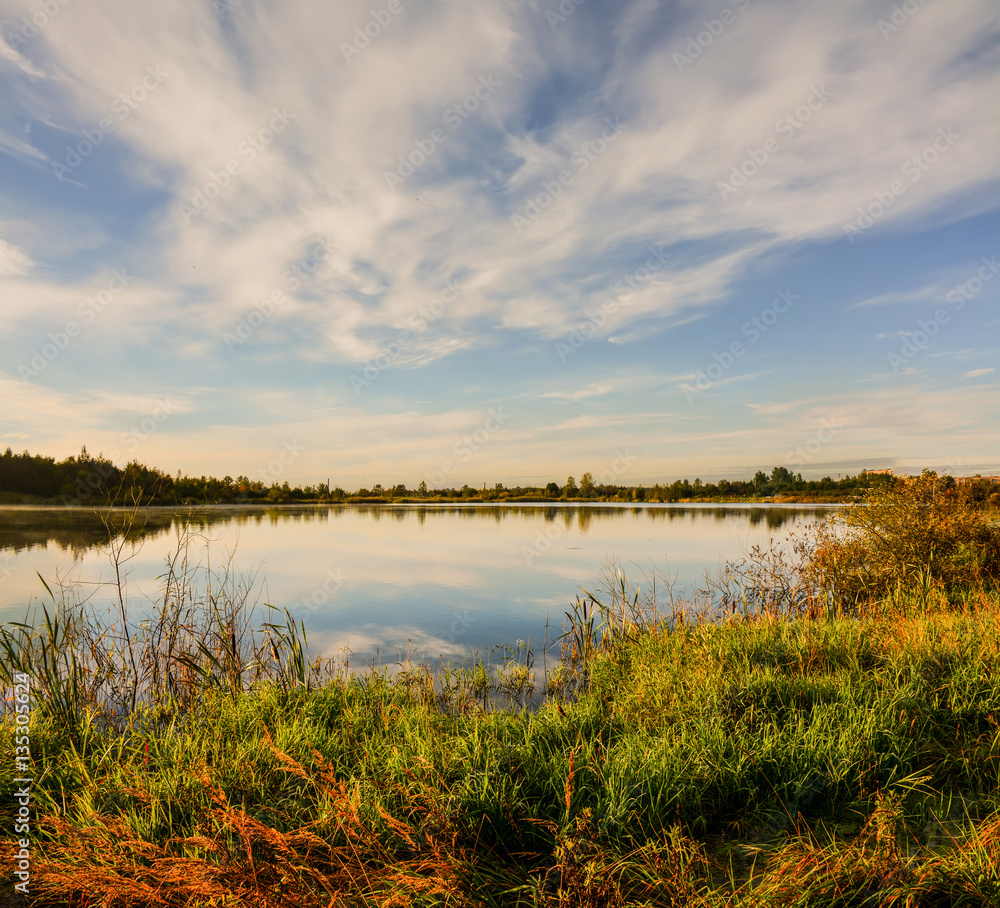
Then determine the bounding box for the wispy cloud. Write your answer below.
[849,281,953,310]
[0,238,31,275]
[0,0,997,482]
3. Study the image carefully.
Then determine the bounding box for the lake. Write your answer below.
[0,504,836,668]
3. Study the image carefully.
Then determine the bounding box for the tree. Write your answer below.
[545,482,560,497]
[563,476,578,498]
[770,466,794,490]
[579,472,595,498]
[418,480,428,497]
[266,484,289,502]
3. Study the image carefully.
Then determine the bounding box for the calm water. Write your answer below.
[0,504,835,666]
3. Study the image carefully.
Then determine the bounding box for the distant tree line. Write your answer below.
[3,447,997,507]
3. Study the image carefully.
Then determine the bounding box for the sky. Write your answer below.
[0,0,998,489]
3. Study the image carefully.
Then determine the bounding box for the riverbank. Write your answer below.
[0,494,853,508]
[3,447,917,506]
[3,587,999,906]
[0,490,858,507]
[3,471,999,905]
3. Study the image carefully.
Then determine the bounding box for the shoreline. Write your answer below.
[0,497,852,509]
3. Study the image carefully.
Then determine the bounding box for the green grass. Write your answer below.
[4,587,1000,906]
[5,477,999,905]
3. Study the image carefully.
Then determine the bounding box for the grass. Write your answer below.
[2,479,1000,906]
[3,587,1000,905]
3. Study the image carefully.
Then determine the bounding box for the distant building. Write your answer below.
[860,468,894,476]
[955,475,1000,486]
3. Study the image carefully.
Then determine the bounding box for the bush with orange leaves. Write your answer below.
[807,470,1000,606]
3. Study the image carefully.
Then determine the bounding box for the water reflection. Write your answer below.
[0,504,836,666]
[0,503,832,556]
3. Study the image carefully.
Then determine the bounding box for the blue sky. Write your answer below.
[1,0,998,488]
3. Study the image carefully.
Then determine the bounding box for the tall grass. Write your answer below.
[0,504,318,740]
[5,582,999,906]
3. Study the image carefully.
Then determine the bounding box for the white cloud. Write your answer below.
[0,238,31,275]
[2,0,992,365]
[0,30,46,78]
[0,0,998,482]
[850,281,953,309]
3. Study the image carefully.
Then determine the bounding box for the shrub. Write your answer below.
[808,471,1000,603]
